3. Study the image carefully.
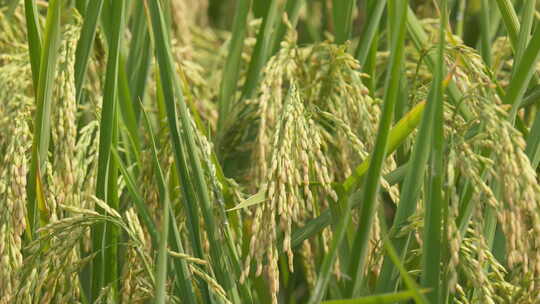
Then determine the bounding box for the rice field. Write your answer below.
[1,0,540,303]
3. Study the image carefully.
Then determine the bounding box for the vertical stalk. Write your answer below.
[26,0,62,236]
[74,0,105,104]
[146,1,240,300]
[332,0,355,44]
[91,0,125,299]
[241,0,282,100]
[479,0,491,66]
[217,0,251,133]
[421,1,447,302]
[354,0,386,66]
[24,0,42,93]
[347,0,409,297]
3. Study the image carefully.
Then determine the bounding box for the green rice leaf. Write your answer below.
[227,187,266,212]
[322,289,427,304]
[27,0,62,236]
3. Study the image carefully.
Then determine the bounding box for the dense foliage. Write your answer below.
[1,0,540,303]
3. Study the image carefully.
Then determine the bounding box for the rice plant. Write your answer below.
[1,0,540,303]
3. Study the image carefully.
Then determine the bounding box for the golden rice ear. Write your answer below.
[422,24,540,296]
